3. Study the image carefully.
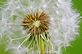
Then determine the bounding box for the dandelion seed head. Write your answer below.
[33,20,40,27]
[22,10,49,35]
[0,0,80,54]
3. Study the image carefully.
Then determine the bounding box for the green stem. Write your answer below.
[38,34,45,54]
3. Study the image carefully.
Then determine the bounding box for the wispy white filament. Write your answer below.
[0,0,80,54]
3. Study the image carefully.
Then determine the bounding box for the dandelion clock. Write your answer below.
[0,0,80,54]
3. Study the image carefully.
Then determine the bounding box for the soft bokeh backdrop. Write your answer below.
[0,0,82,54]
[63,0,82,54]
